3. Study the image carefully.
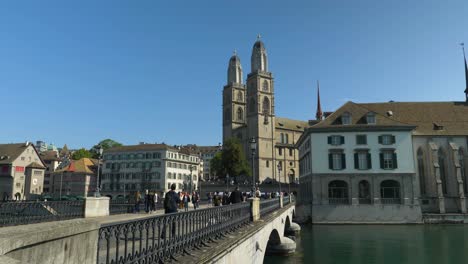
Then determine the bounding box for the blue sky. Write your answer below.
[1,0,467,149]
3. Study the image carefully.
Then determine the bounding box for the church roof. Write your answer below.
[275,117,310,132]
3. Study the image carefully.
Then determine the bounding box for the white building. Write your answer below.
[297,101,422,223]
[101,144,200,199]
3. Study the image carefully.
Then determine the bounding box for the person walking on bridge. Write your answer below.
[163,184,181,238]
[230,186,242,204]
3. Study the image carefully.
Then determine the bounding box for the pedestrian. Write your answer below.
[163,184,181,238]
[208,192,213,207]
[213,191,221,206]
[192,191,199,209]
[230,186,242,204]
[255,187,261,198]
[183,192,190,212]
[144,189,152,213]
[134,191,142,213]
[222,190,230,205]
[154,192,159,211]
[179,192,184,209]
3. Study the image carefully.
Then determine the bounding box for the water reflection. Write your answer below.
[264,225,468,264]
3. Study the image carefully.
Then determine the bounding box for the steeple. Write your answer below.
[251,35,268,73]
[462,43,468,102]
[227,50,243,85]
[316,81,323,120]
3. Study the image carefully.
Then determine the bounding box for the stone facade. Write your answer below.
[222,38,309,184]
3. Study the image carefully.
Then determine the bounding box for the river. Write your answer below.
[264,225,468,264]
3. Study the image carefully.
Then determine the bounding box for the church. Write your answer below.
[222,37,314,185]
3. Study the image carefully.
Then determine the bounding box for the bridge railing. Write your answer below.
[97,202,251,264]
[0,200,84,227]
[259,197,281,217]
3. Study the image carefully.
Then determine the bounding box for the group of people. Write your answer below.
[132,190,160,213]
[206,186,252,207]
[177,191,200,212]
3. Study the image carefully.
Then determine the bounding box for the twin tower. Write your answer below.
[222,37,277,181]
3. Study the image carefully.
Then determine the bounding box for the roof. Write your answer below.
[275,117,310,132]
[39,150,60,161]
[310,101,416,131]
[0,143,31,164]
[55,158,97,174]
[27,162,46,169]
[105,144,176,153]
[359,101,468,136]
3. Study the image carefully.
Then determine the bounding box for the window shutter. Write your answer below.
[393,153,398,169]
[328,153,333,169]
[327,136,332,145]
[367,153,372,169]
[340,136,345,145]
[391,135,396,144]
[378,136,383,144]
[341,153,346,169]
[354,153,359,169]
[380,153,384,169]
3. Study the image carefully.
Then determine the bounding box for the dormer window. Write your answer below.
[366,112,376,124]
[342,112,351,125]
[433,123,444,131]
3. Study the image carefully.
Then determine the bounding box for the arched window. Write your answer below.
[380,180,401,204]
[358,180,371,204]
[262,97,270,115]
[237,107,243,121]
[288,169,295,183]
[263,80,269,91]
[249,98,255,113]
[460,148,466,194]
[438,148,448,195]
[237,91,243,102]
[280,133,284,143]
[417,148,426,196]
[328,180,349,204]
[285,134,289,144]
[224,108,231,122]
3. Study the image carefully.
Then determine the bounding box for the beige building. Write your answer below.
[52,158,98,198]
[101,144,201,199]
[222,37,314,184]
[0,142,46,200]
[39,150,61,194]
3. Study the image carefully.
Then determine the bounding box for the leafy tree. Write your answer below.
[210,152,224,178]
[90,139,123,158]
[72,148,93,160]
[220,138,251,181]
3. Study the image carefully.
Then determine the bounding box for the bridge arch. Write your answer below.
[265,229,282,255]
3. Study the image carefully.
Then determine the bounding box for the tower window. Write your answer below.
[237,91,243,102]
[263,80,269,92]
[262,97,270,115]
[237,107,243,121]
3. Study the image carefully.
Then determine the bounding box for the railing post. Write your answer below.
[84,197,110,218]
[250,197,260,221]
[279,194,284,208]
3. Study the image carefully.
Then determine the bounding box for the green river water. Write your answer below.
[263,225,468,264]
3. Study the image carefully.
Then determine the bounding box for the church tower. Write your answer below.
[223,51,247,140]
[246,36,276,182]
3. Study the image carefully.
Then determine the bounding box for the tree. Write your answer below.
[72,148,93,160]
[221,138,251,181]
[90,139,123,158]
[210,152,224,178]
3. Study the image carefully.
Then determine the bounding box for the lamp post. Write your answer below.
[249,138,257,194]
[95,146,103,197]
[277,162,282,196]
[189,165,194,194]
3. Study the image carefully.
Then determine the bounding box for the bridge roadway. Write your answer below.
[0,198,297,264]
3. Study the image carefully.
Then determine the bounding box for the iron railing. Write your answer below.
[380,198,401,205]
[97,202,251,264]
[328,198,350,205]
[260,198,280,217]
[0,200,84,227]
[109,201,164,215]
[283,196,290,206]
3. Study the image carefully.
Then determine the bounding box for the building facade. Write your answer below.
[39,150,61,194]
[0,142,46,200]
[101,144,201,199]
[52,158,97,197]
[222,37,310,184]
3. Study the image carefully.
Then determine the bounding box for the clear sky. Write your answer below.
[1,0,467,149]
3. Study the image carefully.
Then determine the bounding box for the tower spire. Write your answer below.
[315,80,323,120]
[462,43,468,102]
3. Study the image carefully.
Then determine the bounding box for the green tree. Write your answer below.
[221,138,251,180]
[210,152,224,178]
[72,148,93,160]
[90,139,123,158]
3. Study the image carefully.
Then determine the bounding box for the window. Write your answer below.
[380,180,401,204]
[328,180,349,204]
[354,151,371,170]
[358,180,371,204]
[263,80,269,91]
[328,135,345,145]
[438,148,448,195]
[329,152,346,170]
[106,163,111,169]
[366,113,376,124]
[289,149,293,157]
[168,172,172,179]
[280,133,284,143]
[285,134,289,144]
[341,112,351,125]
[356,135,367,145]
[417,148,426,195]
[237,107,243,121]
[266,160,269,168]
[237,91,243,101]
[279,148,282,156]
[262,97,270,115]
[380,151,397,170]
[379,135,395,145]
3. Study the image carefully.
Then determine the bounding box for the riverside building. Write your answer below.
[101,144,201,199]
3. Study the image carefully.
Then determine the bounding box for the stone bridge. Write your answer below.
[0,197,299,264]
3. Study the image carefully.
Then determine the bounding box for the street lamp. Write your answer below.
[95,146,103,197]
[189,165,194,194]
[277,162,282,196]
[249,138,257,194]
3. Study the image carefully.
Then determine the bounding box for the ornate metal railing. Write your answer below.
[259,198,280,217]
[97,202,251,264]
[283,196,290,206]
[0,201,84,227]
[109,200,134,215]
